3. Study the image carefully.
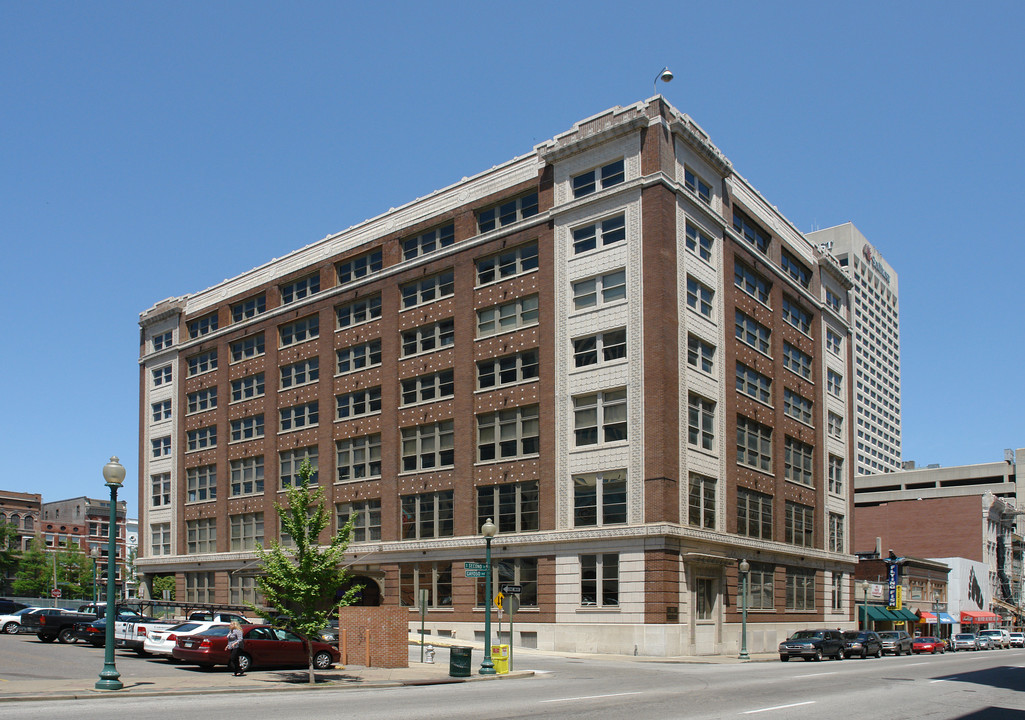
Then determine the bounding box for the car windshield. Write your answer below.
[915,637,937,642]
[980,631,999,636]
[789,631,822,640]
[955,634,974,640]
[200,626,232,637]
[167,623,203,632]
[879,632,899,638]
[843,631,869,640]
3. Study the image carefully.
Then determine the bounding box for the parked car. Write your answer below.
[843,630,882,658]
[72,612,156,647]
[778,629,845,662]
[1009,632,1024,648]
[952,633,978,651]
[186,612,251,625]
[0,607,46,634]
[975,634,993,650]
[978,629,1010,649]
[172,624,340,672]
[912,636,946,654]
[878,630,913,655]
[0,599,28,615]
[143,621,229,657]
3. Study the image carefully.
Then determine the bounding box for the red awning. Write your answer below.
[960,610,1000,623]
[918,611,937,621]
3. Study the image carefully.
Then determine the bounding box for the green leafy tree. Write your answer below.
[151,574,176,601]
[0,521,19,594]
[12,537,51,598]
[252,460,361,683]
[55,541,93,600]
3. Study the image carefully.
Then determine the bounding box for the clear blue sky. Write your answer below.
[3,1,1023,518]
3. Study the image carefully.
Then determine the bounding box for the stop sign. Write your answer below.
[50,588,61,598]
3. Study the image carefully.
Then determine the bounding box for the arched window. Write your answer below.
[23,515,33,531]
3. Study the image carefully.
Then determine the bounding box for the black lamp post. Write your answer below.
[95,456,124,691]
[739,559,750,659]
[479,518,497,675]
[90,546,101,605]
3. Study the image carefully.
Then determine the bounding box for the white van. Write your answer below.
[978,629,1010,649]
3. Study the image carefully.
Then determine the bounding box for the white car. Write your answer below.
[1,607,48,634]
[1009,632,1024,648]
[143,620,229,657]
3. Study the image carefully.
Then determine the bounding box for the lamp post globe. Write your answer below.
[479,518,497,675]
[95,456,124,691]
[738,559,750,659]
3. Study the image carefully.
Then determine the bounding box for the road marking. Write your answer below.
[904,662,927,667]
[541,691,643,704]
[792,672,836,679]
[930,679,955,683]
[742,701,815,714]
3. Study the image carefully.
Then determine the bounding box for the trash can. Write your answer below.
[449,646,472,677]
[491,644,509,675]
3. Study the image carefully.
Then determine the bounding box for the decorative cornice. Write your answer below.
[667,118,733,178]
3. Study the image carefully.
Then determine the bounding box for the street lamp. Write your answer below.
[861,580,871,632]
[90,546,101,604]
[95,456,125,692]
[653,66,674,96]
[479,518,497,675]
[738,559,750,660]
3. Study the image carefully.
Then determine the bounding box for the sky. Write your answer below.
[2,1,1024,519]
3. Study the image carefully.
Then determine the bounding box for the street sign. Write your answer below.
[494,592,504,609]
[501,584,522,594]
[464,562,487,570]
[51,588,61,598]
[465,570,488,577]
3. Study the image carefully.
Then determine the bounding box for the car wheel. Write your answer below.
[58,628,76,644]
[895,646,901,656]
[2,622,18,634]
[835,648,844,660]
[875,646,882,658]
[780,655,790,662]
[135,649,151,657]
[814,649,823,662]
[237,652,253,673]
[313,651,333,670]
[38,633,57,643]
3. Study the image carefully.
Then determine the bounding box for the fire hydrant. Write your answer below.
[425,645,435,664]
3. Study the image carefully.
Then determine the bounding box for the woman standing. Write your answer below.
[226,620,245,676]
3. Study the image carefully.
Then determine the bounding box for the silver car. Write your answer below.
[975,634,993,650]
[878,630,913,655]
[952,633,978,651]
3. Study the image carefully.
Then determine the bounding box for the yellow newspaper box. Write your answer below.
[491,644,510,674]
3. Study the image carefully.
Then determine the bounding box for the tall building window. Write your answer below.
[230,414,264,443]
[337,249,383,283]
[152,365,172,387]
[336,388,381,420]
[784,437,814,486]
[685,223,714,262]
[402,225,454,261]
[572,329,626,369]
[280,357,319,389]
[230,512,264,551]
[573,389,627,446]
[826,289,843,312]
[399,562,452,608]
[737,416,772,472]
[580,554,619,607]
[185,572,215,603]
[688,474,716,529]
[572,159,624,198]
[229,575,259,606]
[186,464,217,503]
[402,319,454,356]
[151,436,171,458]
[336,499,381,542]
[475,557,538,608]
[749,562,775,610]
[828,455,844,495]
[785,501,814,547]
[230,373,265,403]
[687,334,715,373]
[336,295,381,329]
[477,192,539,233]
[337,339,382,374]
[477,296,539,337]
[783,342,812,380]
[736,487,772,540]
[186,518,217,553]
[696,577,715,620]
[231,294,266,323]
[401,270,454,309]
[401,370,455,406]
[572,215,626,254]
[828,412,843,438]
[573,270,626,311]
[686,276,714,318]
[230,456,264,496]
[826,328,842,354]
[736,363,771,404]
[188,313,218,339]
[280,274,319,304]
[780,249,811,288]
[151,523,171,556]
[783,389,813,425]
[827,370,843,397]
[829,513,845,553]
[186,388,217,415]
[782,297,811,334]
[336,434,381,482]
[187,350,217,377]
[573,470,627,527]
[831,572,844,612]
[733,208,770,253]
[688,394,715,451]
[786,568,815,611]
[477,350,539,389]
[186,426,217,452]
[279,316,319,347]
[152,399,173,422]
[734,260,770,304]
[476,405,539,461]
[230,334,265,363]
[279,446,318,487]
[280,401,319,432]
[477,480,539,533]
[401,491,454,539]
[476,242,539,284]
[735,310,771,354]
[684,167,712,204]
[401,421,454,472]
[151,473,171,507]
[152,331,173,351]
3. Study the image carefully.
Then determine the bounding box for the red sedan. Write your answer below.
[911,636,946,654]
[171,624,340,672]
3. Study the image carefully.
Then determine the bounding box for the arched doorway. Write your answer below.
[337,575,381,606]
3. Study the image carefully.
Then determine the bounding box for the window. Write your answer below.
[477,480,539,534]
[828,412,843,438]
[152,400,172,422]
[782,297,811,334]
[152,331,173,351]
[734,260,770,304]
[399,562,452,608]
[230,512,264,551]
[230,414,264,443]
[781,249,811,288]
[401,224,454,261]
[737,416,772,472]
[281,274,319,304]
[187,350,217,377]
[186,464,217,502]
[572,329,626,368]
[828,455,844,494]
[748,562,775,610]
[785,437,814,486]
[827,370,843,397]
[186,388,217,415]
[280,357,319,389]
[785,502,814,547]
[280,316,319,347]
[686,276,714,318]
[401,421,454,472]
[401,270,454,309]
[687,334,715,373]
[230,333,265,363]
[573,470,627,527]
[736,363,771,404]
[279,402,319,432]
[476,557,538,608]
[826,289,843,313]
[186,518,217,553]
[337,250,383,283]
[336,295,381,329]
[401,490,454,539]
[580,553,619,607]
[831,572,844,611]
[151,473,171,507]
[826,328,842,354]
[231,372,265,403]
[572,215,626,254]
[151,523,171,556]
[783,389,813,425]
[696,577,716,620]
[186,426,217,452]
[230,456,264,496]
[231,294,266,323]
[336,434,381,482]
[684,167,712,204]
[573,270,626,311]
[572,159,624,198]
[151,436,171,458]
[786,568,815,611]
[336,387,381,419]
[476,242,539,284]
[477,192,539,233]
[402,370,454,405]
[185,572,215,604]
[188,313,218,339]
[336,499,381,542]
[477,405,539,461]
[688,394,715,451]
[337,339,381,374]
[735,311,771,354]
[683,223,715,262]
[477,349,539,389]
[688,474,716,529]
[736,488,772,540]
[783,342,812,380]
[829,513,844,553]
[733,208,770,253]
[477,296,538,337]
[402,319,454,355]
[230,575,259,606]
[152,365,172,387]
[280,446,318,487]
[573,389,627,446]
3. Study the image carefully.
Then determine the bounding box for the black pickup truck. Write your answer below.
[17,602,133,643]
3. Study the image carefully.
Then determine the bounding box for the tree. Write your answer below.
[55,541,92,600]
[152,574,176,601]
[12,537,51,598]
[252,459,361,683]
[124,545,138,598]
[0,521,19,594]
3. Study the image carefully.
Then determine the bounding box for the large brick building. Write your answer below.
[136,98,857,656]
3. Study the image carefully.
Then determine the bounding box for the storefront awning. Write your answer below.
[961,610,1000,624]
[918,610,937,621]
[937,612,956,624]
[891,608,918,622]
[861,605,897,622]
